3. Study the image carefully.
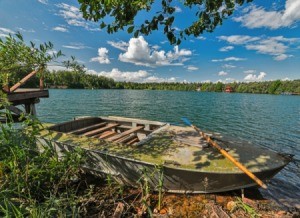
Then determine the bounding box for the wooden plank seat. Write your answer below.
[115,134,137,143]
[127,137,139,145]
[83,123,119,137]
[68,122,107,135]
[115,125,152,134]
[97,131,117,139]
[107,126,144,142]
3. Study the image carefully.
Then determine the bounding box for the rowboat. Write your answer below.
[38,116,292,193]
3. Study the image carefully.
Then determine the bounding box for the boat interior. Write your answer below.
[48,116,166,145]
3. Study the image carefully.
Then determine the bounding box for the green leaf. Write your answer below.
[127,26,134,34]
[100,21,106,29]
[158,14,164,21]
[134,30,139,38]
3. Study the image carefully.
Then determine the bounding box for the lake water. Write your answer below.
[37,89,300,209]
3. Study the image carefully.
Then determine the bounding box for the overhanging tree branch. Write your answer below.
[78,0,253,45]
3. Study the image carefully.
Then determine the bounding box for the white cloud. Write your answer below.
[173,26,181,31]
[144,76,176,83]
[88,68,177,83]
[225,78,237,82]
[97,68,147,82]
[0,27,14,38]
[56,3,87,28]
[233,0,300,29]
[273,54,293,61]
[47,49,58,56]
[244,70,256,74]
[90,47,110,64]
[219,35,299,61]
[244,72,267,81]
[245,38,290,61]
[187,66,199,71]
[219,46,234,52]
[118,36,192,67]
[196,36,206,40]
[152,45,161,50]
[218,71,228,76]
[62,43,90,50]
[38,0,48,4]
[47,65,68,71]
[222,64,236,69]
[281,77,291,81]
[270,36,299,43]
[56,3,99,31]
[175,6,182,13]
[212,57,246,62]
[67,19,87,27]
[218,35,260,45]
[215,78,238,84]
[107,40,128,51]
[52,26,68,32]
[246,39,286,55]
[17,27,35,33]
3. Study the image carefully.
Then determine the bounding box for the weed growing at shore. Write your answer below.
[0,105,85,216]
[236,197,259,218]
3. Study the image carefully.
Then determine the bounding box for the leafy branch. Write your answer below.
[78,0,253,45]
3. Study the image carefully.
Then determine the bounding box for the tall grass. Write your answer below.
[0,100,85,217]
[0,99,164,217]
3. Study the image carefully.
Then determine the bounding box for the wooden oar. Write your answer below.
[181,117,267,189]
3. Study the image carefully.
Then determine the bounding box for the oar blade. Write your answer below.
[181,117,192,126]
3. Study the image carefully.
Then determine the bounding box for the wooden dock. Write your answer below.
[7,88,49,103]
[1,69,49,122]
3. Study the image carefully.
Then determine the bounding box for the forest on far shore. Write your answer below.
[7,69,300,95]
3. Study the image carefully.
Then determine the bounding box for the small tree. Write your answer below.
[0,33,86,91]
[0,33,63,90]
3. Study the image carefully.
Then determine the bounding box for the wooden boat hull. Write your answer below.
[40,116,291,193]
[38,130,291,193]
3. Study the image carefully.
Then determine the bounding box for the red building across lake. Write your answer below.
[225,85,233,93]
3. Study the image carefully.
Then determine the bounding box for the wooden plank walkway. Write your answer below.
[7,89,49,103]
[1,69,48,121]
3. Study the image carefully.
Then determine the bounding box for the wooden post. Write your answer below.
[31,104,36,116]
[24,103,37,116]
[25,104,31,114]
[39,68,44,90]
[39,77,44,90]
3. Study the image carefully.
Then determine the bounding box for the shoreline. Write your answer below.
[66,173,300,217]
[45,87,300,96]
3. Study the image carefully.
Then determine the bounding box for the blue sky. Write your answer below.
[0,0,299,83]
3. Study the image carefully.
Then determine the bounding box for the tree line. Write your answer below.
[8,69,300,95]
